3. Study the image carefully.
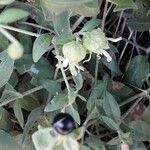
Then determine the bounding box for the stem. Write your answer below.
[0,27,19,45]
[119,88,150,107]
[23,86,43,96]
[114,11,124,36]
[94,57,99,85]
[0,24,40,37]
[60,65,70,92]
[107,30,148,52]
[95,0,108,84]
[72,16,84,32]
[21,21,55,34]
[101,1,109,31]
[121,97,142,119]
[118,30,134,63]
[55,47,71,93]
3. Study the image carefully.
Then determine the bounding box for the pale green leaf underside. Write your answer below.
[0,129,21,150]
[32,33,52,63]
[0,8,29,24]
[0,51,14,88]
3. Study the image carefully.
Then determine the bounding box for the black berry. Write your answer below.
[52,113,75,135]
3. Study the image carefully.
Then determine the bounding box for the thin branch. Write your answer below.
[119,88,150,107]
[71,16,85,32]
[95,0,109,85]
[0,24,40,37]
[21,21,56,34]
[119,30,134,63]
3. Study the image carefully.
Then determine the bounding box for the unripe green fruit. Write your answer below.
[7,43,24,60]
[62,41,86,64]
[83,28,109,54]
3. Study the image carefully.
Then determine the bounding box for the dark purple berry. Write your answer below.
[52,113,75,135]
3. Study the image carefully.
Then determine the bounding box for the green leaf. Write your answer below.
[39,79,61,95]
[124,55,150,88]
[0,51,14,88]
[0,0,15,5]
[129,121,150,141]
[103,91,121,122]
[44,93,69,112]
[107,136,121,145]
[72,0,99,17]
[65,105,80,124]
[20,96,40,111]
[0,107,12,131]
[0,8,29,24]
[43,0,95,6]
[87,77,108,112]
[14,134,35,150]
[109,0,137,11]
[0,130,21,150]
[0,84,23,105]
[68,88,77,104]
[142,105,150,124]
[13,100,24,129]
[108,81,135,102]
[101,54,121,75]
[23,107,43,143]
[41,0,99,17]
[127,19,150,31]
[53,11,71,35]
[81,145,91,150]
[133,0,150,22]
[0,33,9,50]
[8,71,18,87]
[86,107,99,123]
[15,54,54,79]
[18,24,33,54]
[52,33,75,45]
[73,73,83,91]
[80,18,101,32]
[32,33,52,63]
[85,136,106,150]
[130,141,147,150]
[101,116,119,131]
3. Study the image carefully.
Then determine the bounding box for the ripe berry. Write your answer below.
[52,113,75,135]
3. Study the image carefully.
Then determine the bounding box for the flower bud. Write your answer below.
[83,28,109,54]
[7,43,24,60]
[62,41,86,64]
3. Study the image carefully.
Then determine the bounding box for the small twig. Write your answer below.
[121,97,142,119]
[0,24,40,37]
[119,88,150,107]
[71,16,85,32]
[114,11,124,36]
[0,27,19,45]
[105,3,113,16]
[119,30,134,63]
[95,0,109,85]
[21,21,56,34]
[129,28,141,54]
[101,0,109,31]
[23,86,43,96]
